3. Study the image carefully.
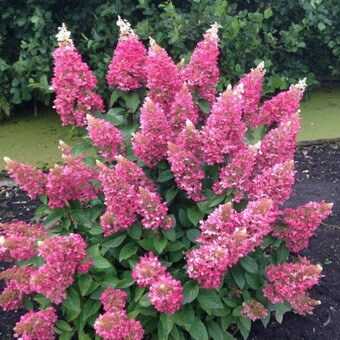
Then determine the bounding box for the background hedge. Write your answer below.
[1,0,340,119]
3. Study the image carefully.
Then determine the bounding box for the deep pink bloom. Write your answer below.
[132,252,167,288]
[202,85,246,164]
[274,201,333,252]
[0,284,23,311]
[182,23,220,103]
[167,122,205,201]
[0,266,34,295]
[94,310,144,340]
[213,146,257,199]
[46,154,98,208]
[149,274,183,314]
[248,160,295,206]
[263,258,322,315]
[107,17,146,91]
[87,115,124,161]
[259,79,306,125]
[132,98,172,167]
[168,83,199,133]
[137,187,173,230]
[4,158,46,199]
[256,112,300,171]
[0,221,47,261]
[241,299,268,321]
[238,62,265,127]
[100,287,128,312]
[52,24,104,126]
[145,38,182,110]
[14,307,57,340]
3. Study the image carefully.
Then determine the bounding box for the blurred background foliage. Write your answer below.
[1,0,340,119]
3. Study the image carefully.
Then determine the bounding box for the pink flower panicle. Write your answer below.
[149,274,184,314]
[145,38,182,110]
[202,85,246,164]
[94,310,144,340]
[241,299,268,321]
[52,24,104,126]
[167,120,205,201]
[31,234,87,304]
[182,23,220,103]
[100,287,128,312]
[107,17,146,91]
[132,252,167,288]
[87,115,124,161]
[168,83,199,133]
[186,198,275,288]
[249,160,295,206]
[4,158,46,199]
[0,221,47,261]
[137,187,173,230]
[14,307,57,340]
[239,62,265,127]
[256,112,300,171]
[259,78,307,125]
[213,146,257,199]
[133,253,183,313]
[274,201,333,253]
[133,97,172,167]
[46,154,98,208]
[0,284,23,311]
[263,258,322,315]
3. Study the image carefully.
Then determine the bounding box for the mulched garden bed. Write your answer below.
[0,142,339,339]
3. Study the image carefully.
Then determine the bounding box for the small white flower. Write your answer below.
[117,16,137,38]
[56,23,73,46]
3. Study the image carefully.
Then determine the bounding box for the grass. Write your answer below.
[0,86,339,169]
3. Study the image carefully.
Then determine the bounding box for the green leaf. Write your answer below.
[187,207,204,226]
[159,313,174,339]
[188,319,208,340]
[78,274,93,296]
[33,295,51,308]
[170,325,186,340]
[158,169,174,183]
[139,294,151,307]
[186,229,200,242]
[63,288,81,321]
[56,320,73,332]
[197,99,210,115]
[173,305,195,329]
[231,266,245,289]
[238,317,251,340]
[165,187,178,203]
[102,234,127,254]
[240,256,258,274]
[162,228,177,241]
[245,272,262,289]
[198,289,224,310]
[109,90,121,107]
[119,242,138,261]
[183,281,199,304]
[81,299,101,324]
[128,224,142,240]
[153,237,168,254]
[276,244,289,263]
[124,92,140,112]
[207,320,225,340]
[273,303,291,324]
[264,8,273,19]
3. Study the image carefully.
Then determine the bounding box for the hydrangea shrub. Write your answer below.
[1,17,333,340]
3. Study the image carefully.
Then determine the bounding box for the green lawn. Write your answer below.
[0,87,339,169]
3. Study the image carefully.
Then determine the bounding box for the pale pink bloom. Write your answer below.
[87,115,124,161]
[132,252,167,288]
[256,112,300,171]
[14,307,57,340]
[0,266,34,295]
[149,274,183,314]
[248,160,295,206]
[238,62,265,127]
[168,83,199,133]
[202,85,246,164]
[145,38,182,110]
[182,23,220,103]
[274,201,333,252]
[289,293,321,315]
[0,284,23,311]
[259,79,307,125]
[263,257,322,315]
[107,17,146,90]
[132,98,172,167]
[100,287,128,312]
[52,25,104,126]
[4,158,46,199]
[241,299,268,321]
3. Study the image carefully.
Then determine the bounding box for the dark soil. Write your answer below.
[0,143,339,340]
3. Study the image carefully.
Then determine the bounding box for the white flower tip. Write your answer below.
[256,61,266,73]
[205,22,221,41]
[58,140,66,147]
[292,78,307,92]
[185,119,194,128]
[149,36,158,49]
[316,264,323,272]
[234,83,244,96]
[251,141,262,150]
[96,159,105,167]
[56,23,73,46]
[37,240,44,247]
[86,114,95,123]
[0,236,6,246]
[3,156,11,164]
[226,84,232,91]
[116,16,136,38]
